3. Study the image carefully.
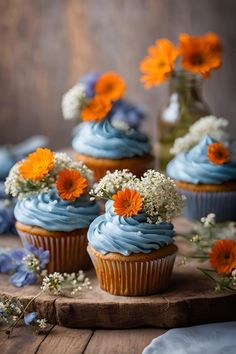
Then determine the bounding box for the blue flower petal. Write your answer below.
[9,268,37,287]
[24,312,38,325]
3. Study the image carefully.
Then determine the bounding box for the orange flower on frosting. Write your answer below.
[179,33,222,78]
[207,142,229,165]
[80,95,112,122]
[112,188,143,218]
[19,148,54,181]
[56,169,88,201]
[209,239,236,274]
[95,72,126,101]
[140,39,179,88]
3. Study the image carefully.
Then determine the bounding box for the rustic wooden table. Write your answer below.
[0,325,166,354]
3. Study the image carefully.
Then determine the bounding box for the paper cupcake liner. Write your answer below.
[17,228,92,273]
[88,247,177,296]
[178,188,236,222]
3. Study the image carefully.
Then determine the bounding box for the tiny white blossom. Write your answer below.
[41,273,64,295]
[111,119,130,131]
[37,318,47,329]
[61,84,87,120]
[201,213,216,228]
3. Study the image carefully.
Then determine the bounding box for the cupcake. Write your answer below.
[5,148,99,273]
[62,71,154,180]
[167,121,236,222]
[88,169,183,296]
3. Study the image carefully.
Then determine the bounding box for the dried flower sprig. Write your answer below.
[180,213,236,292]
[91,169,184,223]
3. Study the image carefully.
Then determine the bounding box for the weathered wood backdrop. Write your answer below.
[0,0,235,149]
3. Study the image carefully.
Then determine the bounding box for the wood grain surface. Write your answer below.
[0,218,236,329]
[0,0,236,149]
[0,325,166,354]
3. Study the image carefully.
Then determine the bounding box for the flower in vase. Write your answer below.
[140,39,179,88]
[179,33,222,78]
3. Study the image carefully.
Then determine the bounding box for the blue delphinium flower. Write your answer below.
[79,71,100,98]
[24,312,38,325]
[0,243,49,287]
[9,267,37,287]
[110,99,146,130]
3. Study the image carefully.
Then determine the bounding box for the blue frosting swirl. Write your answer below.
[72,119,151,159]
[14,189,99,232]
[167,135,236,184]
[88,200,174,255]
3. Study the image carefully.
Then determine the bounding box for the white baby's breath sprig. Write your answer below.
[90,169,139,200]
[139,170,184,223]
[41,272,64,295]
[201,213,216,228]
[170,116,228,155]
[61,83,87,120]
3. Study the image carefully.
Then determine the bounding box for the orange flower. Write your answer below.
[80,95,112,122]
[19,148,54,181]
[95,72,126,101]
[207,142,229,165]
[179,33,222,77]
[209,239,236,274]
[56,169,88,201]
[112,188,143,218]
[140,39,178,88]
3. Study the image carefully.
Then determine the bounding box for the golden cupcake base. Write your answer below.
[75,152,155,181]
[88,244,177,296]
[176,180,236,192]
[16,222,92,274]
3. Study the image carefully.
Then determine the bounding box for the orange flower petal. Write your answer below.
[140,39,178,88]
[112,188,143,218]
[95,72,126,101]
[56,169,88,201]
[80,95,112,122]
[207,142,229,165]
[19,148,54,181]
[209,239,236,274]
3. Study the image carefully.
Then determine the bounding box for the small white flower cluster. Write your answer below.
[201,213,216,228]
[22,254,40,273]
[170,116,228,155]
[41,272,64,295]
[91,169,183,223]
[90,169,139,200]
[61,83,87,120]
[36,318,47,329]
[5,152,93,200]
[139,170,184,223]
[111,119,130,131]
[41,271,91,296]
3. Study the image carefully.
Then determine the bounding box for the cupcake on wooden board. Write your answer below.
[5,148,99,273]
[167,116,236,222]
[62,71,154,181]
[87,169,184,296]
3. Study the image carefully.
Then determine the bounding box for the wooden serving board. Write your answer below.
[0,218,235,329]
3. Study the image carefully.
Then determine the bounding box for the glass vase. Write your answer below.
[157,71,210,170]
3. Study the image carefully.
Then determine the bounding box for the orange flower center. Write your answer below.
[207,142,229,165]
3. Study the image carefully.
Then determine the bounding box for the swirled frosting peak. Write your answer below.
[167,135,236,184]
[14,189,99,231]
[72,119,150,159]
[88,200,174,255]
